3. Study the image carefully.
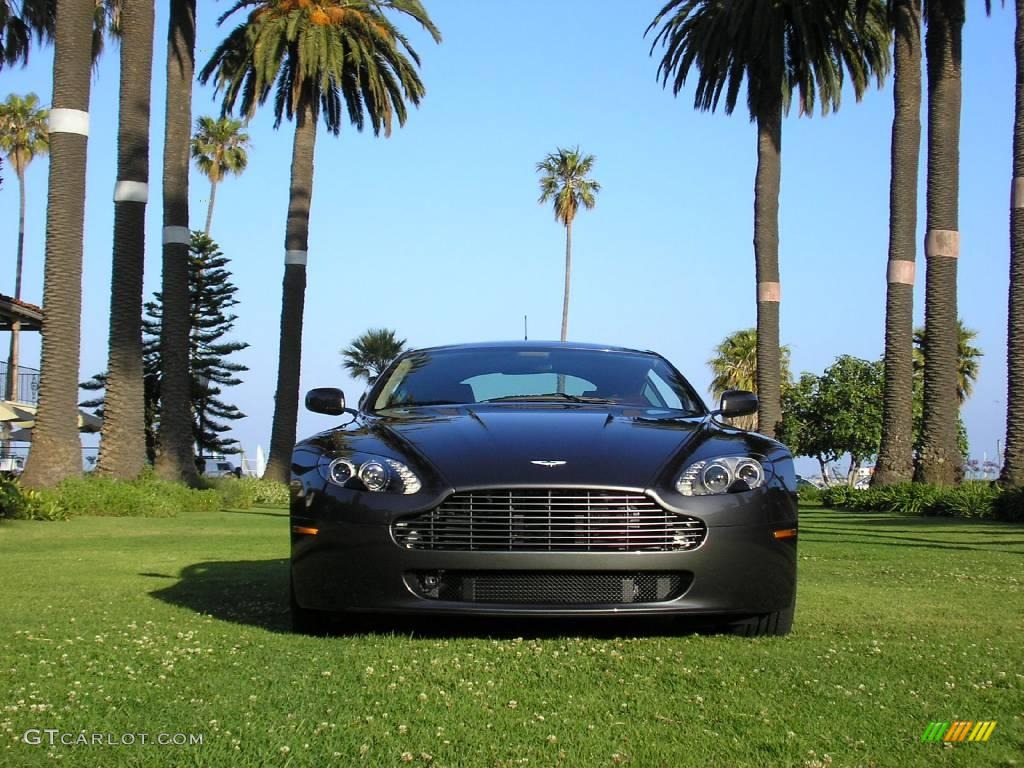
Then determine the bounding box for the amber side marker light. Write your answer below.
[292,525,319,536]
[772,528,798,540]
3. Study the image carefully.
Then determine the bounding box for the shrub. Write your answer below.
[0,478,65,521]
[202,476,255,510]
[797,485,822,505]
[820,480,1016,520]
[237,477,290,506]
[992,486,1024,522]
[925,483,1000,519]
[53,475,222,518]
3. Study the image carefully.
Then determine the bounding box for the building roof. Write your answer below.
[0,294,42,331]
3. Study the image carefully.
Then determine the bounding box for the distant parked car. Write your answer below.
[290,341,799,636]
[201,459,242,478]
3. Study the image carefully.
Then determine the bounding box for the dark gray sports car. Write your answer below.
[290,342,798,635]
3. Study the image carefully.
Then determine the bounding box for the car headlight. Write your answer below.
[317,452,421,494]
[675,456,768,496]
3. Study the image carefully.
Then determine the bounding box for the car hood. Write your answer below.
[369,405,707,490]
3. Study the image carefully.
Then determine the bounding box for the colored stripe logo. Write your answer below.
[921,721,997,742]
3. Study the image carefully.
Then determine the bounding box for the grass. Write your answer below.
[0,507,1021,768]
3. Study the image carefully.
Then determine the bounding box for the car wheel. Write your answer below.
[290,576,330,636]
[724,604,794,637]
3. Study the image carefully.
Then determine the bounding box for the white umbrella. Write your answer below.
[0,401,102,434]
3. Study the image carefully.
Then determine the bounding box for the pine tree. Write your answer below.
[82,233,249,461]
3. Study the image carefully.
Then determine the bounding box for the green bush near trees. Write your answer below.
[820,482,1023,521]
[0,474,290,521]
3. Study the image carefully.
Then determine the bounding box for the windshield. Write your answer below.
[369,347,705,414]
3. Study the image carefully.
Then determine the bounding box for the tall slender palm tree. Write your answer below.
[916,0,996,485]
[201,0,441,483]
[0,92,48,402]
[341,328,409,384]
[707,328,791,431]
[536,147,600,342]
[1004,0,1024,488]
[913,320,981,405]
[21,0,96,489]
[96,0,154,480]
[155,0,198,485]
[0,0,54,70]
[873,0,923,487]
[647,0,890,439]
[191,115,250,235]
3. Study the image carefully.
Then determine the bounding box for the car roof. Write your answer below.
[407,340,657,356]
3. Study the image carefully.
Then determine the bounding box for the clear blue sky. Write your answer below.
[0,1,1015,473]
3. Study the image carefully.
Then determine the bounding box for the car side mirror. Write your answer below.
[717,389,758,418]
[305,387,347,416]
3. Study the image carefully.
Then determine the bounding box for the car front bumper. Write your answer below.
[290,484,797,618]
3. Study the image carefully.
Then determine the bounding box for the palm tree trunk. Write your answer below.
[15,167,25,300]
[561,218,572,342]
[204,179,217,236]
[97,0,154,479]
[754,101,783,439]
[154,0,198,484]
[874,0,922,487]
[5,167,26,401]
[264,98,317,483]
[916,0,964,486]
[1003,0,1024,488]
[21,0,95,489]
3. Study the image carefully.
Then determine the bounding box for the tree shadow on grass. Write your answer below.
[147,559,739,640]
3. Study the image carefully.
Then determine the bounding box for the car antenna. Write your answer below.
[524,315,528,341]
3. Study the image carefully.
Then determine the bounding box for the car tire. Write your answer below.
[290,576,330,636]
[724,604,794,637]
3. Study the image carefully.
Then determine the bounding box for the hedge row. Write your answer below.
[815,482,1023,522]
[0,473,291,521]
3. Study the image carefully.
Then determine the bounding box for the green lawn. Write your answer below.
[1,507,1021,768]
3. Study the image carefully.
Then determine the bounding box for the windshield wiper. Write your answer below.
[481,393,616,404]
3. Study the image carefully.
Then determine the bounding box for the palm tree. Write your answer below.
[536,147,600,342]
[0,92,48,402]
[201,0,441,483]
[21,0,96,489]
[1004,0,1024,488]
[342,328,409,384]
[916,0,997,485]
[873,0,923,487]
[96,0,154,480]
[0,0,54,70]
[647,0,890,439]
[154,0,198,485]
[191,115,250,235]
[707,328,791,432]
[913,320,981,405]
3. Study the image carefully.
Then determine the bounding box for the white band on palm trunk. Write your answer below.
[285,250,307,266]
[49,108,90,136]
[887,260,915,286]
[1013,178,1024,209]
[114,181,148,203]
[925,229,959,259]
[757,282,781,303]
[162,226,190,245]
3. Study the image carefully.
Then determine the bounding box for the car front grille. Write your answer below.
[408,570,691,604]
[392,488,706,552]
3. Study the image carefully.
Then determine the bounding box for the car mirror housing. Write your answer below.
[717,389,758,418]
[305,387,347,415]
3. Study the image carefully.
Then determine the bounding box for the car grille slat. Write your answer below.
[392,489,707,552]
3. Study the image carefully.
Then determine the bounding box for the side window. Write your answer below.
[645,370,685,410]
